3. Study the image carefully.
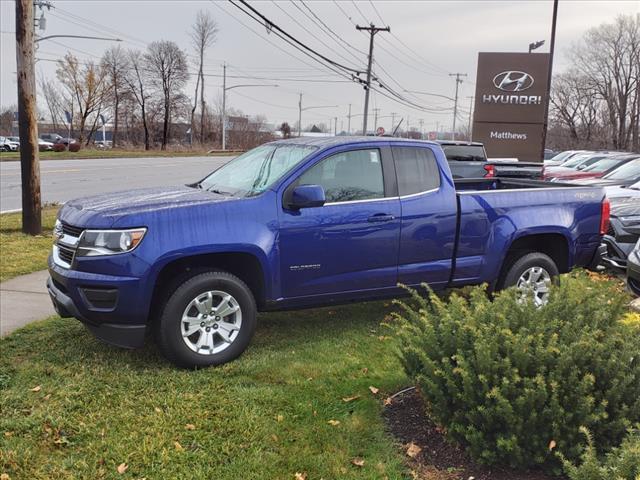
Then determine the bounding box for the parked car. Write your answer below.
[565,158,640,187]
[627,239,640,296]
[41,133,76,146]
[436,140,542,179]
[551,154,639,182]
[7,136,20,144]
[38,139,54,151]
[543,149,557,160]
[544,149,591,166]
[601,181,640,271]
[0,136,20,152]
[47,137,608,368]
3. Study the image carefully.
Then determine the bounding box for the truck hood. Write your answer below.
[60,185,231,227]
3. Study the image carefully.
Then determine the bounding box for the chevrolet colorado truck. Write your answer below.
[47,137,609,368]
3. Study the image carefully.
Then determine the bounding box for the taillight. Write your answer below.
[483,164,495,178]
[600,198,610,235]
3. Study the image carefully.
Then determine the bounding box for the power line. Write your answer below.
[271,1,364,68]
[233,0,364,75]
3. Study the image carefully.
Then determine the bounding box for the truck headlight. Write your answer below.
[77,228,147,257]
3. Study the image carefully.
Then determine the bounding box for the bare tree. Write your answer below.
[0,106,16,135]
[56,53,110,144]
[570,14,640,150]
[144,41,189,150]
[101,46,129,148]
[190,10,218,146]
[38,76,64,129]
[123,50,151,150]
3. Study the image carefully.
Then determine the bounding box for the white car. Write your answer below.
[0,136,19,152]
[38,139,54,151]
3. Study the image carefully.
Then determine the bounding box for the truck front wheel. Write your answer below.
[156,270,257,368]
[499,252,559,307]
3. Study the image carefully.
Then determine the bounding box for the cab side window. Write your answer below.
[298,149,384,203]
[392,147,440,196]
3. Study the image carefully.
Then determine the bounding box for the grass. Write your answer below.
[0,149,240,162]
[0,303,409,479]
[0,207,58,282]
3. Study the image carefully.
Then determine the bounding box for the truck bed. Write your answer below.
[454,177,587,192]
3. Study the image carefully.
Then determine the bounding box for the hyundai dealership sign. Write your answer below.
[473,52,550,162]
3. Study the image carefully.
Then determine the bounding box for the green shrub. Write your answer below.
[559,427,640,480]
[393,272,640,469]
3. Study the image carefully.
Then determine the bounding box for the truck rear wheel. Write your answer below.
[156,270,257,368]
[499,252,559,307]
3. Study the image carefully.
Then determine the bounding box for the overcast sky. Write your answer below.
[1,0,638,133]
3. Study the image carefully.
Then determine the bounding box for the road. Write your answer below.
[0,156,233,213]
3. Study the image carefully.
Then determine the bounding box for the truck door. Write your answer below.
[392,146,458,288]
[279,146,401,299]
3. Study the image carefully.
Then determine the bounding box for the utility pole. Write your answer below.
[334,117,337,136]
[15,0,41,234]
[347,103,352,134]
[222,62,227,150]
[466,96,474,142]
[356,23,390,135]
[419,119,424,139]
[540,0,559,161]
[373,108,380,130]
[449,72,467,140]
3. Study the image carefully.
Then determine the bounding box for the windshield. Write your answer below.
[198,143,317,197]
[603,159,640,180]
[441,145,485,161]
[550,151,576,162]
[563,154,599,168]
[582,157,626,173]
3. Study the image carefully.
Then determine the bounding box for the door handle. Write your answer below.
[368,213,395,223]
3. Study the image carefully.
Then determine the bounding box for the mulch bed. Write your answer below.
[383,388,562,480]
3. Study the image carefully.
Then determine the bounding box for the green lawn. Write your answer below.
[0,208,58,282]
[0,149,239,162]
[0,303,409,479]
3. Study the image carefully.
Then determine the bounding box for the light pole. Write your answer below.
[222,63,277,150]
[528,39,545,53]
[297,95,338,137]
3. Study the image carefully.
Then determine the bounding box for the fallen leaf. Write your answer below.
[294,473,307,480]
[342,395,361,403]
[383,397,392,406]
[328,419,341,426]
[116,463,128,474]
[43,394,51,401]
[276,414,284,422]
[351,457,365,467]
[271,434,278,442]
[362,368,369,374]
[406,442,422,458]
[30,385,41,392]
[369,386,379,395]
[4,432,14,437]
[306,377,313,381]
[154,407,161,413]
[1,474,10,480]
[174,441,184,451]
[185,424,195,431]
[548,440,556,451]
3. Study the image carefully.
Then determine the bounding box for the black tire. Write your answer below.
[628,277,640,297]
[498,251,559,292]
[156,270,257,368]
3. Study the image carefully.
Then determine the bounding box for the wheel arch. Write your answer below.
[497,232,571,287]
[148,251,268,323]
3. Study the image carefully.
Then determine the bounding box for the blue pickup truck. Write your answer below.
[47,137,609,367]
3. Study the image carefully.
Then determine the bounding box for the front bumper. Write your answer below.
[47,255,148,348]
[627,246,640,296]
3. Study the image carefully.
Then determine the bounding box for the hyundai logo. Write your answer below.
[493,71,534,92]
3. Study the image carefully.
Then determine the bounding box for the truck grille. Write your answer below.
[62,222,84,237]
[57,244,76,265]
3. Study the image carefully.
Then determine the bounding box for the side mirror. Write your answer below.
[289,184,325,209]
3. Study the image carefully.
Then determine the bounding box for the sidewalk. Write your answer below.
[0,270,54,337]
